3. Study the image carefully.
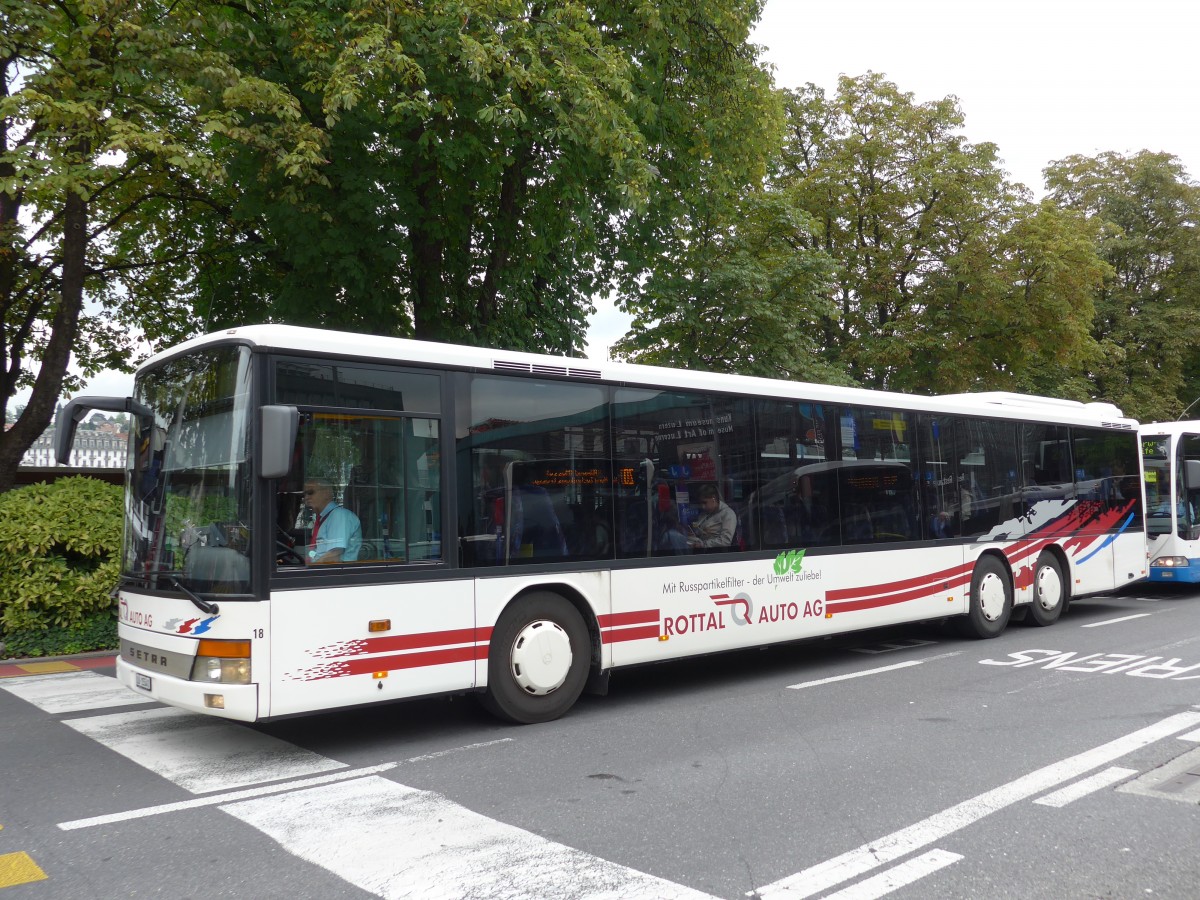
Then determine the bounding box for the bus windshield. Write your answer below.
[124,345,254,594]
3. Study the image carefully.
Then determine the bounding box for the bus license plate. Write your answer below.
[135,673,152,692]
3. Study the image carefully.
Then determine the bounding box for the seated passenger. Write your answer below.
[656,505,691,554]
[511,475,568,558]
[688,485,737,549]
[304,477,362,564]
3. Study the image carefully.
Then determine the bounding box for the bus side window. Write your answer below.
[276,413,442,567]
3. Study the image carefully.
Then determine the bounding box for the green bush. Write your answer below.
[0,476,122,657]
[2,610,118,658]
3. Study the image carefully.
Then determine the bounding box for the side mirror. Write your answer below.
[259,406,299,479]
[1184,459,1200,490]
[55,396,154,465]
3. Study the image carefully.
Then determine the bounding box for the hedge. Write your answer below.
[0,476,122,659]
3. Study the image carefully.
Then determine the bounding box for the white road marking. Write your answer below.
[752,706,1200,900]
[58,763,399,830]
[57,739,514,831]
[1081,613,1152,628]
[0,670,152,714]
[1178,728,1200,743]
[64,706,345,793]
[787,652,960,690]
[817,850,963,900]
[1032,766,1138,808]
[787,660,923,690]
[222,775,717,900]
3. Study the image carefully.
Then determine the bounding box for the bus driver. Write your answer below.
[304,477,363,564]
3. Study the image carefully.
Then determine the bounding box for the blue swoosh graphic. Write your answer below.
[1076,512,1135,565]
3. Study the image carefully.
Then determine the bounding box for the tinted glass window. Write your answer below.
[457,376,611,566]
[837,407,917,543]
[276,361,440,412]
[917,415,959,540]
[276,413,442,567]
[750,400,836,549]
[958,419,1021,539]
[1021,423,1074,501]
[1072,427,1142,532]
[612,389,753,557]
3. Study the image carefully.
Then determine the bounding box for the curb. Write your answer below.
[0,652,117,679]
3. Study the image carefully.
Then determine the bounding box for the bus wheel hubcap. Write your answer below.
[1037,566,1062,611]
[978,573,1006,621]
[509,620,572,696]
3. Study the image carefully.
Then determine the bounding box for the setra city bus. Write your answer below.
[56,325,1146,724]
[1141,420,1200,583]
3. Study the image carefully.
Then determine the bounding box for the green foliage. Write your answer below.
[772,75,1104,396]
[614,189,845,383]
[1045,151,1200,421]
[0,0,328,489]
[202,0,779,355]
[0,478,123,641]
[2,611,117,659]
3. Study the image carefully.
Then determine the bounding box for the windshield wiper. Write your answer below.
[165,575,220,615]
[119,569,220,615]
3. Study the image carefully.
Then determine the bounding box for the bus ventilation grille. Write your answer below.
[493,360,602,380]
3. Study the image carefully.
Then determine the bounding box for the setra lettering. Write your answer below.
[127,647,169,669]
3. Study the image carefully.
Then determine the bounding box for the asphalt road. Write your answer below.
[2,584,1199,899]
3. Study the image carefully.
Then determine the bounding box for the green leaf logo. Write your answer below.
[774,549,806,575]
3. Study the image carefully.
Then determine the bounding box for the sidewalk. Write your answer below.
[0,651,116,679]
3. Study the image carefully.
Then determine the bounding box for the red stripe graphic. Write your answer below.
[309,627,492,659]
[599,608,661,645]
[289,645,489,682]
[826,562,969,603]
[602,624,662,645]
[598,610,659,628]
[823,499,1136,616]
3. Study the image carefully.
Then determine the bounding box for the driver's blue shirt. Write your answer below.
[312,502,362,562]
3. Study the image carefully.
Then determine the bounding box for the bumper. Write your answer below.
[116,657,259,721]
[1148,560,1200,583]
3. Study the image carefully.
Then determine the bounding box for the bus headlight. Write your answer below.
[192,639,252,685]
[1151,556,1189,568]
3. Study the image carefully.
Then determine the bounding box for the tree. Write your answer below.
[198,0,780,355]
[0,0,325,491]
[612,189,844,383]
[773,75,1103,395]
[1045,151,1200,421]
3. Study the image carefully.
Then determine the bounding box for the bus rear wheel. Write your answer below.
[958,555,1012,639]
[482,592,590,724]
[1026,552,1067,627]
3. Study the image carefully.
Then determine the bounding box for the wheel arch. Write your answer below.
[974,547,1014,587]
[506,582,603,673]
[1038,543,1072,601]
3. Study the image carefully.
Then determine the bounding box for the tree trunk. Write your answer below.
[0,188,89,492]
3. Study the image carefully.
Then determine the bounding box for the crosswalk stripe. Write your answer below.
[0,670,150,714]
[222,776,717,900]
[63,706,345,793]
[15,669,713,900]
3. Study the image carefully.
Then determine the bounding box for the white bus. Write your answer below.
[57,325,1146,724]
[1141,421,1200,583]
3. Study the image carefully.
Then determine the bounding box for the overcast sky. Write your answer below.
[43,1,1200,401]
[585,0,1200,358]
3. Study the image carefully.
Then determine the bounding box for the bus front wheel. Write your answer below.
[1026,552,1067,627]
[958,555,1012,638]
[482,592,590,724]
